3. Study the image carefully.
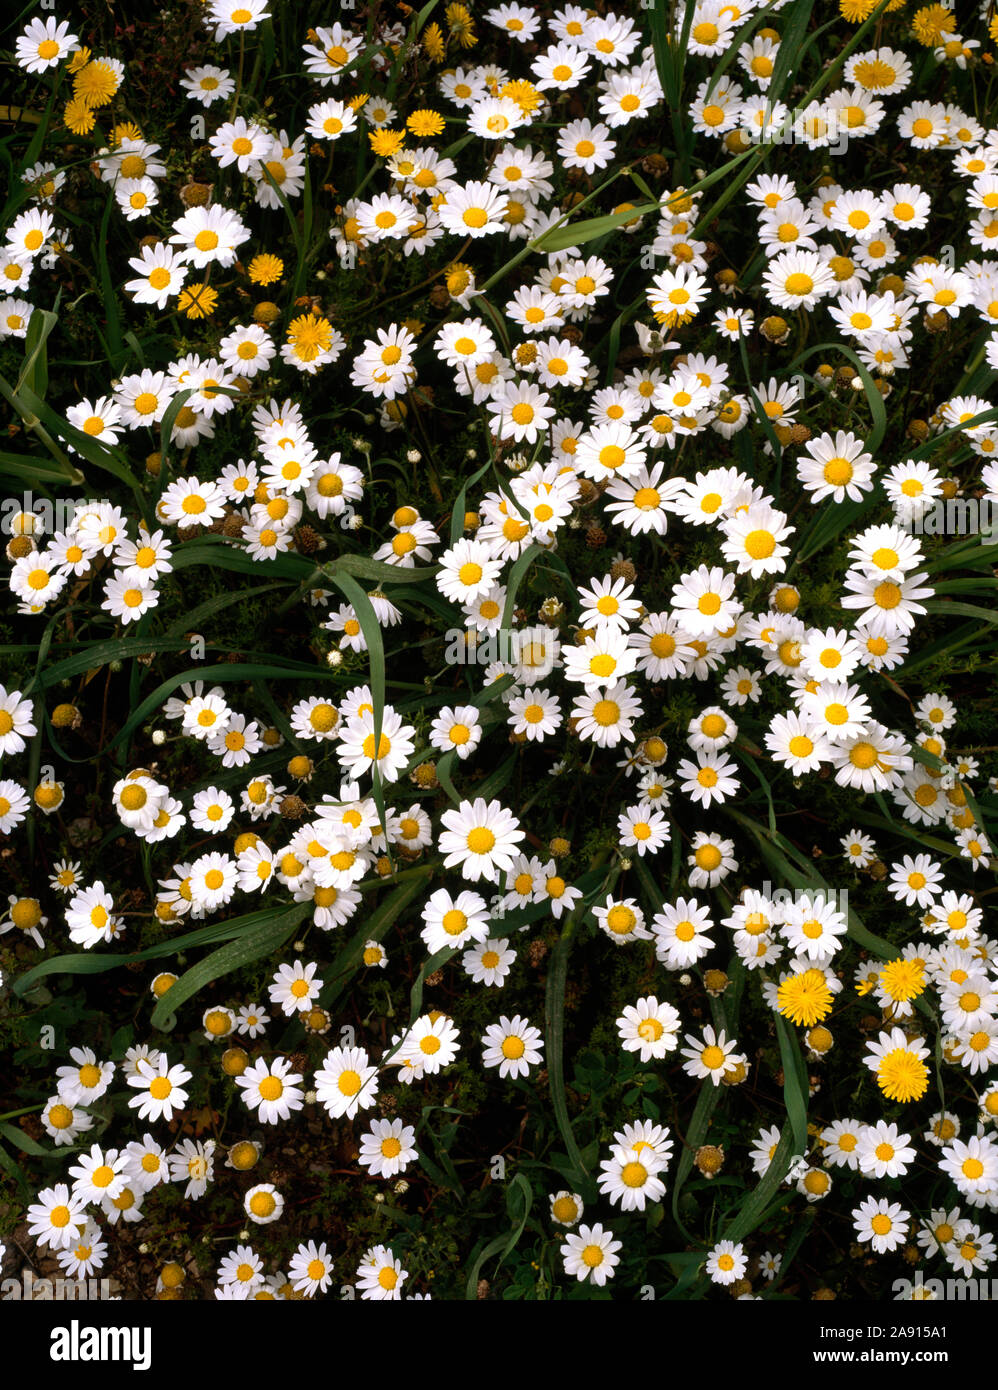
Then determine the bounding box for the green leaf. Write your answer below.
[464,1172,533,1299]
[150,903,311,1029]
[0,1120,54,1158]
[545,915,595,1202]
[17,302,59,401]
[670,1080,724,1244]
[530,201,662,254]
[12,908,291,998]
[723,1125,796,1245]
[321,871,434,1015]
[96,190,123,368]
[775,1017,808,1155]
[328,552,437,586]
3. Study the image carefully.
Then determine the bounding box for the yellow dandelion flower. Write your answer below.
[445,3,477,47]
[876,1047,930,1103]
[111,121,143,147]
[879,957,926,1003]
[348,93,370,112]
[912,4,957,45]
[777,968,834,1028]
[839,0,877,20]
[73,60,119,109]
[501,79,543,114]
[422,22,446,61]
[248,253,284,286]
[369,128,406,157]
[286,313,333,362]
[67,46,92,75]
[406,108,446,138]
[63,97,96,137]
[402,317,424,336]
[177,282,218,319]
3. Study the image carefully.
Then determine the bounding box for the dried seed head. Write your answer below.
[7,535,35,560]
[51,702,81,729]
[695,1144,725,1177]
[180,181,212,208]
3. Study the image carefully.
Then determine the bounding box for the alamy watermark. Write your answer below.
[901,497,998,542]
[894,1274,998,1300]
[444,625,556,679]
[1,1269,112,1300]
[1,492,109,537]
[759,882,850,917]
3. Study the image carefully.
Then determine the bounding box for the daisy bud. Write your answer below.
[806,1025,834,1055]
[229,1141,259,1171]
[549,836,570,858]
[253,300,280,324]
[286,755,313,781]
[145,452,161,476]
[704,969,729,996]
